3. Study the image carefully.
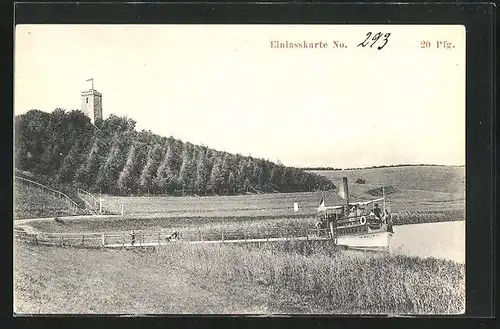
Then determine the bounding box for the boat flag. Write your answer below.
[338,180,346,200]
[318,197,325,211]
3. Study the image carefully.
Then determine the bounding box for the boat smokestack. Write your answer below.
[338,177,350,209]
[343,177,349,208]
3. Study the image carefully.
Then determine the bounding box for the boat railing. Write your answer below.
[333,214,388,229]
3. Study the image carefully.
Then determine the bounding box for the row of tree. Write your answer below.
[15,109,334,196]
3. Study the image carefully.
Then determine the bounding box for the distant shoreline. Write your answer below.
[302,164,465,171]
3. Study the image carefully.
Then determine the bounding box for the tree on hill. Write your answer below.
[14,109,335,196]
[58,143,81,183]
[74,137,99,189]
[194,147,210,195]
[269,165,283,191]
[117,144,137,194]
[94,135,121,194]
[139,143,162,194]
[208,155,223,195]
[128,142,149,194]
[154,142,176,194]
[178,144,197,194]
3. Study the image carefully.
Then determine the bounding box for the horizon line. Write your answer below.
[301,164,465,170]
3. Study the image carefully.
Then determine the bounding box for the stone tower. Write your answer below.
[81,80,103,125]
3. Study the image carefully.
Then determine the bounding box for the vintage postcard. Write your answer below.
[14,24,465,315]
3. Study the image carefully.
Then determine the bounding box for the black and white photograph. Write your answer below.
[13,24,466,315]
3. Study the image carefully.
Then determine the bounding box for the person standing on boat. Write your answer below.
[373,203,382,220]
[386,210,394,233]
[383,209,390,224]
[131,230,136,246]
[356,206,363,216]
[349,206,357,217]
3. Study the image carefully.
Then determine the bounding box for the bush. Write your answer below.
[367,186,395,196]
[355,178,366,184]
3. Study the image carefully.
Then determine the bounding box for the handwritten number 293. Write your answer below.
[357,32,391,50]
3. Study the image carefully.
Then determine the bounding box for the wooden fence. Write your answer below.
[14,230,103,248]
[77,188,99,214]
[14,226,332,249]
[77,188,122,215]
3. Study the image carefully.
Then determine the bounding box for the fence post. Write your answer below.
[121,204,124,216]
[221,233,224,243]
[122,233,124,248]
[101,234,105,247]
[82,234,85,246]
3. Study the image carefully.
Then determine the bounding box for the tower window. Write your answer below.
[86,97,88,104]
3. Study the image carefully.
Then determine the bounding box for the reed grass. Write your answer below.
[158,241,465,314]
[14,240,465,314]
[393,210,465,225]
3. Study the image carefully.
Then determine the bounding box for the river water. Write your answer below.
[389,220,465,263]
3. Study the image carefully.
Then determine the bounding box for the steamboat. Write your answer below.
[317,177,395,251]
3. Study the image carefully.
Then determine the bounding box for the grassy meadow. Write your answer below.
[14,165,466,314]
[308,165,465,194]
[25,165,465,235]
[14,240,465,314]
[14,183,90,219]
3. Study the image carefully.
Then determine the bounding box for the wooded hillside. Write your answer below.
[14,109,334,196]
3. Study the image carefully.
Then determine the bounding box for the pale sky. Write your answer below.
[14,25,465,168]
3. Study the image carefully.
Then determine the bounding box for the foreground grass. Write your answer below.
[14,241,465,314]
[167,242,465,314]
[14,242,274,314]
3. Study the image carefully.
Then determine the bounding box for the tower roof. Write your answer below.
[81,89,102,96]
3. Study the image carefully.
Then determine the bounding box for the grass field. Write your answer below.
[99,165,465,218]
[15,164,464,223]
[26,172,465,235]
[308,165,465,194]
[14,241,465,314]
[14,183,89,219]
[100,189,464,215]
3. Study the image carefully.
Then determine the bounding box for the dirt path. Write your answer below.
[14,214,121,226]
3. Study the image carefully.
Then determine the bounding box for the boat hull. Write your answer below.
[335,230,393,251]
